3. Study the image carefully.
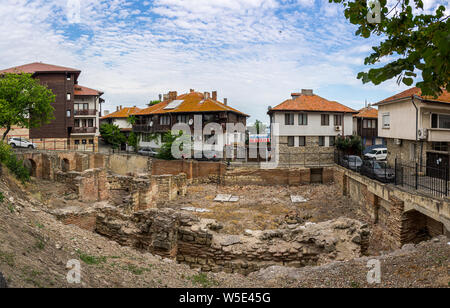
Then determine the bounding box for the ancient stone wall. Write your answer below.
[334,166,449,248]
[223,167,334,186]
[93,207,369,275]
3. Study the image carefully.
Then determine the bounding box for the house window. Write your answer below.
[177,115,189,124]
[287,136,295,147]
[299,136,306,146]
[321,114,330,126]
[88,119,94,127]
[382,113,390,128]
[66,110,71,118]
[334,115,342,126]
[298,114,308,125]
[318,136,325,146]
[329,136,335,146]
[66,74,71,81]
[67,93,71,101]
[431,114,450,129]
[89,139,94,145]
[74,119,80,127]
[82,139,87,145]
[160,115,171,125]
[74,140,80,145]
[285,114,294,125]
[432,142,448,152]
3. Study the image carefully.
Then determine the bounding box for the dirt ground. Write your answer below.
[161,183,366,234]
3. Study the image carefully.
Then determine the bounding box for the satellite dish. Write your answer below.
[188,119,194,126]
[149,121,154,127]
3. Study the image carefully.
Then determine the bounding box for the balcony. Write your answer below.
[133,124,152,133]
[72,127,97,134]
[75,109,97,116]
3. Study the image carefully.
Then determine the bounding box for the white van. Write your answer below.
[364,148,388,161]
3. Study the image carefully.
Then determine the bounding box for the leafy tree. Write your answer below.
[336,135,363,154]
[148,100,161,107]
[127,132,139,152]
[0,142,30,183]
[253,120,267,134]
[156,131,184,160]
[329,0,449,97]
[99,123,126,149]
[0,73,55,140]
[126,115,137,126]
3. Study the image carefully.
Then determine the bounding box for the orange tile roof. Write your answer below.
[377,87,450,104]
[133,92,248,116]
[354,106,378,118]
[269,94,357,113]
[101,107,141,119]
[74,85,103,96]
[0,62,81,74]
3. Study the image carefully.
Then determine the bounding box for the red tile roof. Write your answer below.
[354,106,378,118]
[133,91,248,116]
[269,94,357,114]
[74,85,103,96]
[101,107,141,119]
[0,62,81,74]
[377,87,450,104]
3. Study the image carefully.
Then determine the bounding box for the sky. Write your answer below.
[0,0,448,124]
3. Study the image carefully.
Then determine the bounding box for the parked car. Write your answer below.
[7,137,37,149]
[364,148,388,161]
[342,155,363,171]
[360,160,395,183]
[138,147,158,157]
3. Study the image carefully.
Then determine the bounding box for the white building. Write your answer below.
[268,89,357,165]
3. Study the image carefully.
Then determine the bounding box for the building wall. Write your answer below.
[273,112,353,136]
[31,73,75,139]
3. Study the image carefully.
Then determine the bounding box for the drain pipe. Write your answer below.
[411,96,423,166]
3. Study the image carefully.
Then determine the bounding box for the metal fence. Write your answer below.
[334,151,395,184]
[10,138,97,153]
[395,159,449,198]
[335,150,449,198]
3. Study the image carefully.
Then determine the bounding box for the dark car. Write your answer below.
[360,160,395,183]
[138,147,158,157]
[342,155,363,171]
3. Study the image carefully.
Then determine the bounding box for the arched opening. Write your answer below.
[61,158,70,172]
[24,159,37,177]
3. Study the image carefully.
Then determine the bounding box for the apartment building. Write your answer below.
[375,87,450,171]
[0,62,103,151]
[353,105,385,148]
[132,90,248,150]
[268,89,357,165]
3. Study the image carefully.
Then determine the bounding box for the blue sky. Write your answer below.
[0,0,447,123]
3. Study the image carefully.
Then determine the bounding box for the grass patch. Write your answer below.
[7,203,14,214]
[123,264,152,275]
[350,281,360,288]
[188,273,218,288]
[0,250,15,267]
[34,239,45,250]
[76,250,107,265]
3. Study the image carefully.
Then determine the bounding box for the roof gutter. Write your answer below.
[411,95,420,141]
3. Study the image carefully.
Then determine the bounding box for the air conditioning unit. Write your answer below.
[335,126,342,131]
[395,138,402,146]
[418,128,428,140]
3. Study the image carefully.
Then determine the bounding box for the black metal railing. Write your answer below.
[395,159,449,198]
[335,150,449,198]
[334,150,395,184]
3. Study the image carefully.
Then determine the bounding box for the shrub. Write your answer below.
[0,142,30,183]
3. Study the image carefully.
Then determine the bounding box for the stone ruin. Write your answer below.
[55,205,370,275]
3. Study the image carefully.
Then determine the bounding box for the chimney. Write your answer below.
[224,98,228,106]
[190,89,195,93]
[212,91,217,101]
[301,89,313,96]
[163,94,169,101]
[116,106,119,112]
[169,91,177,100]
[291,93,301,99]
[204,92,210,99]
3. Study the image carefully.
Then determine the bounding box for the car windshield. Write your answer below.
[374,161,388,169]
[369,150,378,154]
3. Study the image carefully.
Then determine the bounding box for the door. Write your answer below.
[426,152,449,180]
